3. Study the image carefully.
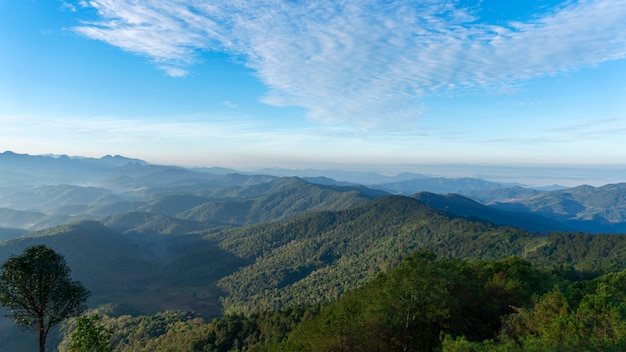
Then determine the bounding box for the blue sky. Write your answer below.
[1,0,625,179]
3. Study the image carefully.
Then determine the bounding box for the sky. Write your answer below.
[1,0,625,182]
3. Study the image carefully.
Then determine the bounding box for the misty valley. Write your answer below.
[2,151,626,351]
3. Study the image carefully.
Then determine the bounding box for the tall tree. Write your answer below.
[0,245,90,352]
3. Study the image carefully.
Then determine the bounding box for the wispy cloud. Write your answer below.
[72,0,222,67]
[478,117,626,146]
[72,0,626,126]
[545,117,626,139]
[60,1,78,12]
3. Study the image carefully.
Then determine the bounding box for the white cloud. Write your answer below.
[60,1,78,12]
[159,65,188,77]
[72,0,626,126]
[72,0,222,65]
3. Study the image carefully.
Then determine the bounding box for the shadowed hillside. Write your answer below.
[493,183,626,233]
[411,192,568,233]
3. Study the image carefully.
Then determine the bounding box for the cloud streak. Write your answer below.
[72,0,626,126]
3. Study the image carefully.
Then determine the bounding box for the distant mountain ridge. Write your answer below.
[0,151,146,166]
[1,151,626,236]
[377,176,519,195]
[411,192,568,233]
[0,151,146,184]
[492,183,626,233]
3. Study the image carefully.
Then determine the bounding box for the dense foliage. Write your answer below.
[54,252,626,352]
[276,252,556,352]
[444,270,626,351]
[68,314,112,352]
[3,193,626,351]
[59,306,320,352]
[215,196,541,313]
[213,196,626,314]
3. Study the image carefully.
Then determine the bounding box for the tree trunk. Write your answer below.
[38,319,46,352]
[39,329,46,352]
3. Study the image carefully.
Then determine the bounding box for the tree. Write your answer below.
[69,314,112,352]
[0,245,90,352]
[376,251,453,352]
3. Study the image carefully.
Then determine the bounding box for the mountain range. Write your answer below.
[1,151,625,234]
[1,151,626,350]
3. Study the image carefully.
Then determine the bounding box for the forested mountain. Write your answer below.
[137,195,214,217]
[213,196,626,314]
[462,185,545,202]
[53,254,626,352]
[493,183,626,233]
[406,184,626,234]
[2,152,626,351]
[2,152,626,236]
[1,196,626,350]
[377,176,515,195]
[179,177,383,226]
[274,254,626,351]
[215,196,534,313]
[411,192,568,233]
[101,212,208,236]
[1,195,624,319]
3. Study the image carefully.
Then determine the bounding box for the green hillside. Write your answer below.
[179,177,377,225]
[3,194,626,351]
[3,195,626,321]
[214,196,530,313]
[138,194,213,216]
[56,254,626,352]
[178,200,256,225]
[278,254,626,352]
[214,196,626,314]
